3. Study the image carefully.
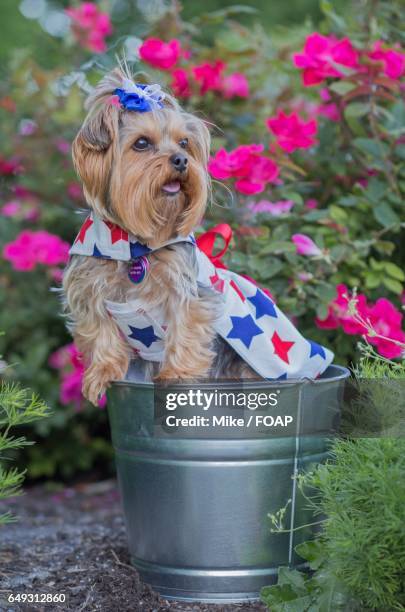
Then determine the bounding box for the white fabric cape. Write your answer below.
[69,213,334,379]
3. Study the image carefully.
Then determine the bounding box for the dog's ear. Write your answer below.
[72,103,119,208]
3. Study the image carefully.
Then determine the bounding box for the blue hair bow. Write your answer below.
[114,80,165,113]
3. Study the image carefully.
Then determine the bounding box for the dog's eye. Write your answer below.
[179,138,188,149]
[133,137,151,151]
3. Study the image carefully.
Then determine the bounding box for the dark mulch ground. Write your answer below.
[0,481,266,612]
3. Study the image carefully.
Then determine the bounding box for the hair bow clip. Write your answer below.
[113,79,165,113]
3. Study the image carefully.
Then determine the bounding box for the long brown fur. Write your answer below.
[63,67,223,405]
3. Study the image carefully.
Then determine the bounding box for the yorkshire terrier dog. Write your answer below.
[63,67,333,405]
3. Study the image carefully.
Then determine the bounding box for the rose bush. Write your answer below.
[0,0,403,480]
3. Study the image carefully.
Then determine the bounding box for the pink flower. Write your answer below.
[367,41,405,80]
[1,199,39,221]
[208,144,279,195]
[292,233,322,256]
[139,38,181,70]
[317,88,340,121]
[1,200,21,217]
[266,111,318,153]
[221,73,249,98]
[305,198,318,209]
[293,33,359,86]
[366,298,405,358]
[55,139,71,155]
[0,155,22,176]
[208,144,264,180]
[249,199,295,216]
[68,182,83,200]
[316,285,369,334]
[3,230,70,271]
[235,157,279,195]
[316,285,405,359]
[50,343,106,409]
[192,61,225,94]
[171,69,191,98]
[65,2,112,53]
[19,119,37,136]
[12,185,35,198]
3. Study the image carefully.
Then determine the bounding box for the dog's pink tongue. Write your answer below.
[162,181,181,194]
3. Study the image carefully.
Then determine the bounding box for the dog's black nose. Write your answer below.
[170,153,188,173]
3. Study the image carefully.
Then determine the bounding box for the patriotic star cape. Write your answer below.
[69,213,334,380]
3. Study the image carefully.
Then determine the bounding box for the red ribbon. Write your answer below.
[197,223,275,301]
[196,223,233,269]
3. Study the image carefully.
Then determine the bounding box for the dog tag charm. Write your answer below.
[128,256,149,284]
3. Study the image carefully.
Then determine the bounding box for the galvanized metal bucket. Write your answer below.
[107,364,349,603]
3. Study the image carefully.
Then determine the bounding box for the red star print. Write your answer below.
[230,280,246,302]
[104,221,129,244]
[74,217,93,244]
[271,331,295,364]
[210,273,225,293]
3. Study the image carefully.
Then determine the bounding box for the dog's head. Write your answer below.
[72,68,210,244]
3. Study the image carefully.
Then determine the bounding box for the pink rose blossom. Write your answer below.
[368,41,405,79]
[235,157,279,195]
[317,88,340,121]
[171,69,191,98]
[55,139,71,155]
[139,38,181,70]
[12,185,34,198]
[1,200,21,217]
[208,144,264,180]
[292,233,322,256]
[316,284,405,359]
[266,111,318,153]
[249,200,294,216]
[305,198,318,209]
[221,73,249,99]
[68,182,83,200]
[0,155,22,175]
[192,61,225,94]
[19,119,37,136]
[293,33,359,86]
[249,199,294,215]
[65,2,112,53]
[3,230,69,271]
[50,343,106,409]
[208,144,279,195]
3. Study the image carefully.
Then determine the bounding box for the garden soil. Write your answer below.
[0,480,265,612]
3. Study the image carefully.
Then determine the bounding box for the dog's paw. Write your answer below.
[82,362,127,406]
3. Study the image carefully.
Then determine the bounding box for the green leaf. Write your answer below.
[364,178,387,203]
[344,102,370,119]
[353,138,390,159]
[382,277,403,294]
[384,262,405,281]
[329,81,356,96]
[260,241,297,255]
[365,273,381,289]
[373,203,400,227]
[278,567,307,592]
[329,205,348,224]
[296,540,325,570]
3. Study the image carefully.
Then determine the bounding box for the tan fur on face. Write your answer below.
[64,67,228,405]
[72,68,210,244]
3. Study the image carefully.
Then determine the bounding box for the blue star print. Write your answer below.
[130,241,152,258]
[247,289,277,319]
[227,315,263,349]
[128,325,159,347]
[308,340,326,359]
[92,244,110,258]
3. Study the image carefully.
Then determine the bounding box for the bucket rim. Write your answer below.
[111,364,350,392]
